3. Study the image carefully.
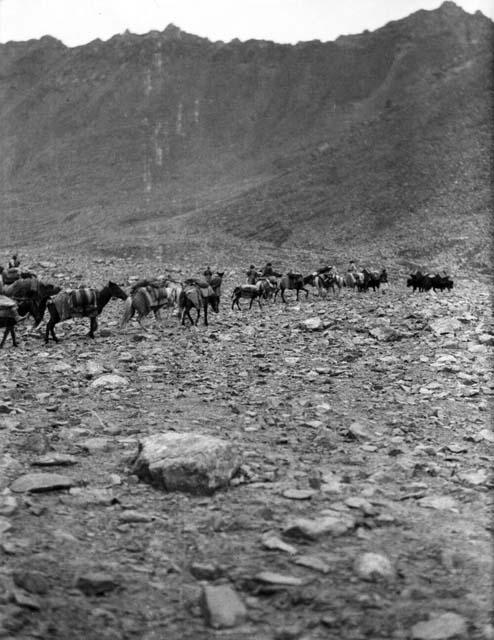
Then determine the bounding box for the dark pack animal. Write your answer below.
[179,273,223,326]
[1,277,61,328]
[274,273,310,303]
[361,268,388,292]
[431,274,454,291]
[407,272,453,293]
[0,297,38,348]
[45,281,128,343]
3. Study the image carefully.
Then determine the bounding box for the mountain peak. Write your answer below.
[162,23,183,40]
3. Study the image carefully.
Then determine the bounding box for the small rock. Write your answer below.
[201,584,247,629]
[458,469,489,486]
[119,510,153,523]
[78,438,111,453]
[299,317,326,332]
[0,516,12,535]
[418,495,458,511]
[76,572,119,596]
[348,421,375,441]
[255,571,306,586]
[90,375,129,389]
[189,563,223,581]
[31,453,78,467]
[429,318,462,336]
[261,534,297,555]
[284,514,355,540]
[281,488,317,500]
[354,552,395,581]
[13,570,49,595]
[10,473,74,493]
[0,495,18,516]
[411,612,468,639]
[132,432,241,495]
[292,555,330,574]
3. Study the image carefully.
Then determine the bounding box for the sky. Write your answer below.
[0,0,492,47]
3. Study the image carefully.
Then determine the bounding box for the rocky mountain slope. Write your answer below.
[0,2,492,268]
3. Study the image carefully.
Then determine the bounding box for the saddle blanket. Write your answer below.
[53,289,98,321]
[133,286,168,313]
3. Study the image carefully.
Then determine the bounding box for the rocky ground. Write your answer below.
[0,251,492,640]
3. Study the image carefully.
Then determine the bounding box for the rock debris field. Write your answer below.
[0,255,492,640]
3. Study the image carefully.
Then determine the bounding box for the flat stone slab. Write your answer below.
[10,473,74,493]
[284,514,355,540]
[132,432,241,495]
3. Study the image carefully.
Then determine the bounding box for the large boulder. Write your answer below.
[132,432,241,495]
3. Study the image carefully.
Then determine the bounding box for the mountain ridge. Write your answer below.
[0,2,491,270]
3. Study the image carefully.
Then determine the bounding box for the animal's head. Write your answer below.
[406,278,413,287]
[210,273,223,295]
[42,283,61,297]
[108,281,128,300]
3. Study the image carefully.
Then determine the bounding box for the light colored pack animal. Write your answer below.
[120,280,182,329]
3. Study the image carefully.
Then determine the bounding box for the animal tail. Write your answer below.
[120,297,135,328]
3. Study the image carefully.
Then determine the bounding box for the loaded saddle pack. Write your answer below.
[69,288,98,315]
[0,294,19,320]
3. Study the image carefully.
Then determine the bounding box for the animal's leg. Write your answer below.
[257,296,262,309]
[249,297,254,310]
[11,327,17,347]
[303,287,309,298]
[88,317,97,338]
[202,306,207,326]
[137,314,148,331]
[45,320,56,343]
[0,327,8,348]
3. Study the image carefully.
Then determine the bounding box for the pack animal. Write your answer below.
[179,273,223,326]
[275,273,310,303]
[120,279,182,328]
[362,268,388,292]
[45,281,128,343]
[1,277,61,328]
[0,297,38,348]
[231,279,275,310]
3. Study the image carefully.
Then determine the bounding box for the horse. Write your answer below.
[231,279,275,310]
[1,278,61,328]
[0,297,38,348]
[179,274,223,326]
[120,279,182,328]
[45,281,128,343]
[274,273,310,303]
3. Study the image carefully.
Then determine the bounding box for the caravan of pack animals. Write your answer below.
[0,253,454,348]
